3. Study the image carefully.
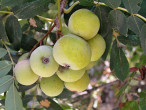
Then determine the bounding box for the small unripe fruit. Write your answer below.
[30,45,59,77]
[53,34,91,70]
[68,9,100,40]
[65,73,89,92]
[40,75,64,97]
[14,60,39,85]
[57,66,85,82]
[18,53,29,62]
[87,34,106,61]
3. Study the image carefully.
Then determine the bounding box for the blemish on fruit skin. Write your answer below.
[42,57,49,64]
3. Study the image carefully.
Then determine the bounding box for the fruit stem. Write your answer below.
[28,23,56,58]
[94,1,146,22]
[58,0,62,31]
[0,11,14,14]
[37,15,54,23]
[64,1,80,14]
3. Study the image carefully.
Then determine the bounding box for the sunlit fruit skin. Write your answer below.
[18,53,29,62]
[65,72,89,92]
[40,75,64,97]
[68,9,100,40]
[14,60,39,85]
[53,34,91,70]
[30,45,59,77]
[57,67,85,82]
[87,34,106,61]
[86,61,96,70]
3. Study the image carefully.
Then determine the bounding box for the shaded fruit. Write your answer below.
[14,60,39,85]
[30,45,59,77]
[68,9,100,40]
[40,75,64,97]
[18,53,29,62]
[53,34,91,70]
[57,66,85,82]
[86,61,96,70]
[87,34,106,61]
[65,72,89,92]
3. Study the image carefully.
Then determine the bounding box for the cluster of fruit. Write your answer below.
[14,9,106,97]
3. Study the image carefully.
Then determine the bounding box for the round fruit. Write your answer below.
[30,45,59,77]
[18,53,29,62]
[68,9,100,40]
[14,60,39,85]
[86,61,96,70]
[87,34,106,61]
[53,34,91,70]
[40,75,64,97]
[65,72,89,92]
[57,66,85,82]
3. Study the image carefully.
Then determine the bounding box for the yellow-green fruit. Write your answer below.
[65,73,89,92]
[68,9,100,40]
[40,75,64,97]
[57,67,85,82]
[18,53,29,62]
[87,34,106,61]
[53,34,91,70]
[30,45,59,77]
[14,60,39,85]
[62,26,70,35]
[86,61,96,70]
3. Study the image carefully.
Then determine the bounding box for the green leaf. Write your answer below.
[0,48,7,58]
[118,35,140,46]
[94,6,113,60]
[139,0,146,17]
[116,83,128,99]
[140,24,146,54]
[21,34,38,51]
[5,82,23,110]
[139,90,146,110]
[74,0,94,6]
[110,40,129,81]
[13,0,54,19]
[123,0,143,14]
[0,60,12,78]
[0,18,7,41]
[121,100,140,110]
[0,75,13,94]
[1,0,23,7]
[101,0,121,9]
[37,96,63,110]
[5,15,22,51]
[22,95,34,106]
[127,16,144,36]
[108,10,127,36]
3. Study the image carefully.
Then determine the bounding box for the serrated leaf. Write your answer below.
[5,82,23,110]
[127,16,144,36]
[13,0,54,19]
[110,40,129,81]
[139,0,146,17]
[140,24,146,54]
[121,101,140,110]
[94,6,112,60]
[1,0,23,7]
[74,0,94,6]
[0,60,12,78]
[0,75,13,94]
[123,0,142,14]
[0,18,7,41]
[108,10,127,36]
[21,34,38,51]
[102,0,121,9]
[5,15,22,51]
[118,35,140,46]
[139,90,146,110]
[0,48,7,58]
[37,96,63,110]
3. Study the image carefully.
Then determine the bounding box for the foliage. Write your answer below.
[0,0,146,110]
